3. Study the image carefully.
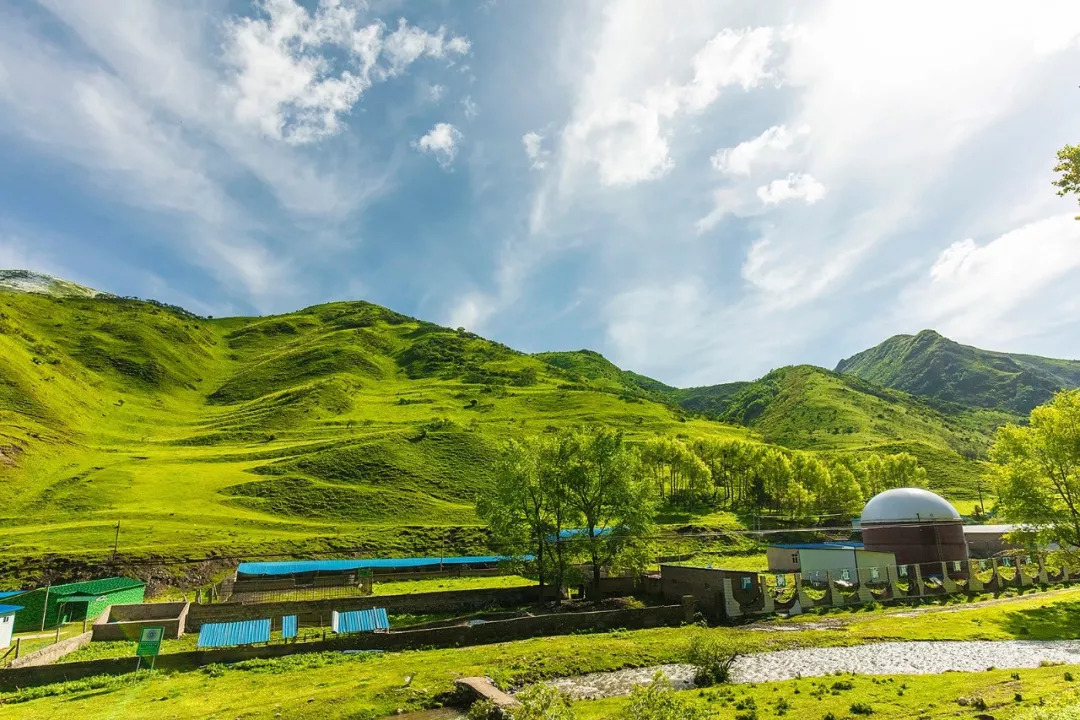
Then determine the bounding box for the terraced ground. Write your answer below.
[0,282,1021,574]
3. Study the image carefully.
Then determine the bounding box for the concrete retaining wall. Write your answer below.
[93,603,189,641]
[187,585,557,630]
[8,631,92,669]
[0,602,690,690]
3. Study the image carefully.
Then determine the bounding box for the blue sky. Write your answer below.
[1,0,1079,386]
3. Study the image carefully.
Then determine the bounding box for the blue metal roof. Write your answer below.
[332,608,389,634]
[0,591,25,600]
[554,527,615,540]
[237,555,514,577]
[773,542,864,550]
[197,619,271,648]
[281,615,297,639]
[0,604,23,615]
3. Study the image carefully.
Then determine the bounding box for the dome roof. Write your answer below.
[861,487,960,524]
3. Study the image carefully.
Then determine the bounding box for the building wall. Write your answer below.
[965,531,1014,559]
[863,521,969,566]
[766,547,802,573]
[0,613,14,649]
[11,585,146,632]
[797,548,857,575]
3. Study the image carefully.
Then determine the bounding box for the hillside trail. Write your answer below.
[747,587,1075,632]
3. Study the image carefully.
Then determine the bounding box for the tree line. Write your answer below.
[478,426,929,597]
[639,435,926,519]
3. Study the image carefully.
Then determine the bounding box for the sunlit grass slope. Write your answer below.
[0,290,752,561]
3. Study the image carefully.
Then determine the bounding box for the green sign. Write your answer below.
[136,626,164,658]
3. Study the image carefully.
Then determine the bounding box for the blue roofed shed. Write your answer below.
[0,604,22,649]
[197,619,271,648]
[236,555,515,578]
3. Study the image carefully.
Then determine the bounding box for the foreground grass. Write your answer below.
[3,586,1080,719]
[575,667,1080,720]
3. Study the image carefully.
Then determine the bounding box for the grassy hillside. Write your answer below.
[666,365,1010,498]
[0,288,752,563]
[835,329,1080,414]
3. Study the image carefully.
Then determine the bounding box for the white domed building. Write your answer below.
[860,488,969,566]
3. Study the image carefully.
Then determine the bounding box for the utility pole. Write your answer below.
[976,479,985,517]
[112,521,121,562]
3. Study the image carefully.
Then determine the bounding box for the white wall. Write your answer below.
[0,612,14,649]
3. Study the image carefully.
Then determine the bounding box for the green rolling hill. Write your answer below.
[835,329,1080,414]
[0,273,1036,567]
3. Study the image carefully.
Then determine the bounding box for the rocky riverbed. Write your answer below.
[545,640,1080,700]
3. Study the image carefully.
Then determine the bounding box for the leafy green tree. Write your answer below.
[790,453,830,497]
[755,448,793,513]
[622,671,702,720]
[819,462,865,517]
[563,426,655,596]
[477,436,577,597]
[642,436,711,505]
[1053,144,1080,218]
[881,452,927,490]
[991,389,1080,550]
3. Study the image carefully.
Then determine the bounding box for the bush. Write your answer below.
[686,631,741,686]
[621,671,701,720]
[510,684,575,720]
[850,702,874,715]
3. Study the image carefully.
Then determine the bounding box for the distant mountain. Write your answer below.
[0,269,108,298]
[835,330,1080,414]
[533,349,674,401]
[667,364,1007,495]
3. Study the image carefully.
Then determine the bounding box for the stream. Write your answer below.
[545,640,1080,700]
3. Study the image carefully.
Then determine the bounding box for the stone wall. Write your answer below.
[0,602,690,690]
[187,584,557,630]
[7,631,92,669]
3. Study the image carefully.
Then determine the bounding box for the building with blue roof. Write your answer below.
[236,554,519,578]
[767,542,895,579]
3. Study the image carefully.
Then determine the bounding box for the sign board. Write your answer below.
[136,626,165,658]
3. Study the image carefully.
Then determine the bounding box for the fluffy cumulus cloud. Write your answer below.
[224,0,469,144]
[712,125,809,176]
[756,172,826,205]
[413,122,463,168]
[903,214,1080,343]
[522,131,549,170]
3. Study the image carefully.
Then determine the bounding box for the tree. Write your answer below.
[754,448,793,513]
[641,436,711,505]
[477,436,577,598]
[562,426,655,597]
[818,462,864,517]
[991,389,1080,550]
[1053,144,1080,218]
[881,452,927,490]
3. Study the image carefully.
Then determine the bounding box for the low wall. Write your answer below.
[0,601,691,690]
[8,631,92,669]
[188,585,558,631]
[93,603,189,641]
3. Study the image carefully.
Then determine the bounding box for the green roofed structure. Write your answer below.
[4,577,145,632]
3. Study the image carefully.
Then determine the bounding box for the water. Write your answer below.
[545,640,1080,700]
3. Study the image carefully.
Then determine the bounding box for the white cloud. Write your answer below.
[414,122,462,168]
[422,83,446,103]
[558,16,779,191]
[522,131,550,170]
[461,95,479,119]
[448,292,495,331]
[904,214,1080,341]
[711,124,809,175]
[756,172,826,205]
[223,1,469,144]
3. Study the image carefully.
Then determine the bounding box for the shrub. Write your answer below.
[850,702,874,715]
[686,631,741,686]
[511,684,575,720]
[621,671,701,720]
[1066,672,1075,682]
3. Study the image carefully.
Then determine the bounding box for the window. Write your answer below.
[740,576,752,590]
[791,553,799,564]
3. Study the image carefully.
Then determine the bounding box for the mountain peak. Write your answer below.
[0,269,108,299]
[836,330,1080,415]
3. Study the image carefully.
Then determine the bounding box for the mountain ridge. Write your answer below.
[835,329,1080,414]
